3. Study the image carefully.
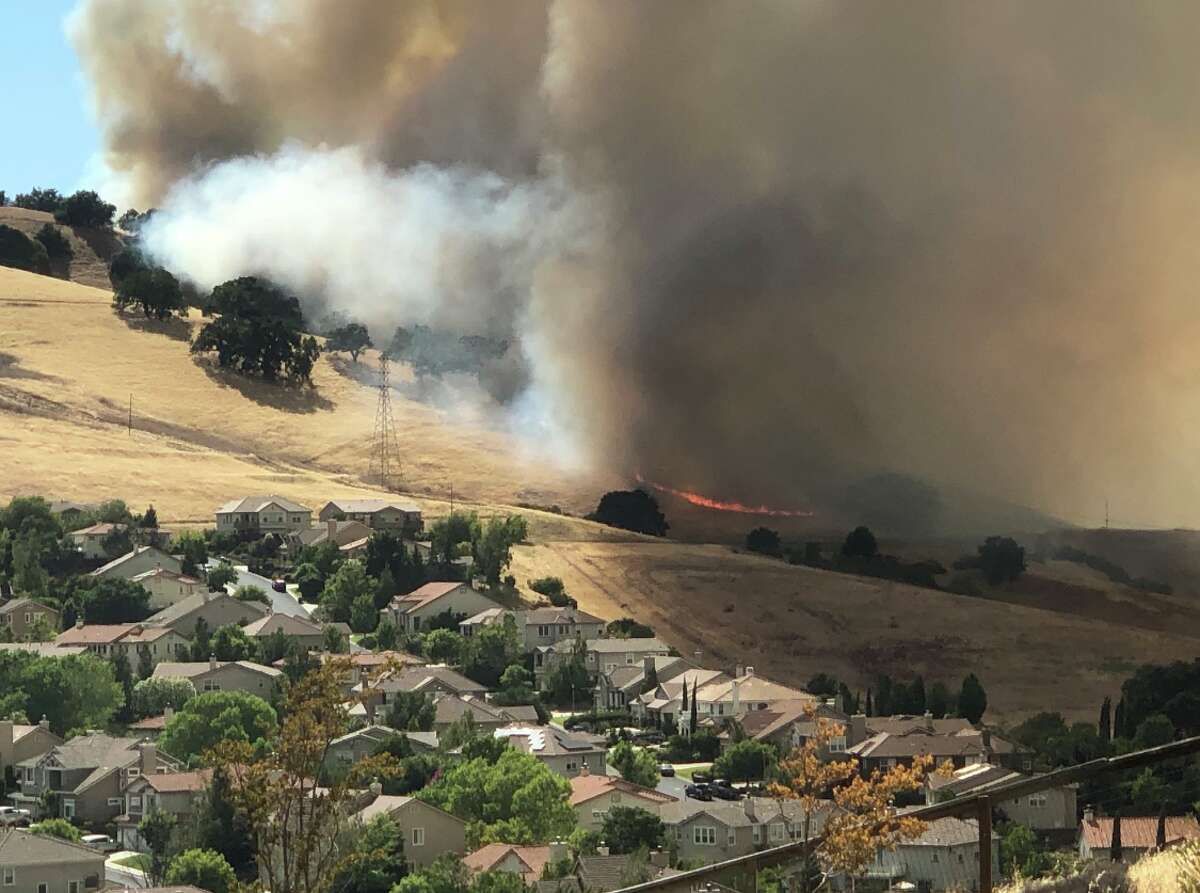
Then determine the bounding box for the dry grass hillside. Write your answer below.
[2,264,1199,724]
[0,206,121,288]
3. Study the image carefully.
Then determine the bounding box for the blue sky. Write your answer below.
[1,0,101,196]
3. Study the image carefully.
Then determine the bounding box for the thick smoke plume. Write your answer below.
[69,0,1200,531]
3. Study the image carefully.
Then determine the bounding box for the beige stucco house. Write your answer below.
[130,567,204,610]
[89,546,181,581]
[381,582,501,634]
[116,769,211,851]
[354,793,467,867]
[492,724,607,778]
[215,496,312,535]
[661,797,829,866]
[0,719,61,781]
[320,499,423,536]
[146,591,269,635]
[0,828,105,893]
[568,768,676,832]
[926,764,1077,832]
[54,623,190,669]
[241,612,327,651]
[152,658,283,696]
[0,600,60,642]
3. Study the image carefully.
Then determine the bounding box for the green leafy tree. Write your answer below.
[13,187,65,213]
[321,559,374,624]
[11,537,49,598]
[461,614,521,689]
[295,563,324,601]
[323,625,348,654]
[473,516,528,587]
[76,577,152,623]
[140,809,178,886]
[957,673,988,724]
[542,638,591,709]
[212,624,257,661]
[55,190,116,228]
[330,813,407,893]
[173,532,209,577]
[713,739,776,785]
[428,512,479,567]
[190,766,256,877]
[842,526,878,559]
[386,691,436,732]
[493,665,536,706]
[999,823,1049,879]
[588,490,669,537]
[1134,714,1175,749]
[609,740,660,788]
[110,652,137,723]
[424,629,465,665]
[234,585,270,605]
[207,562,237,592]
[327,323,373,363]
[133,676,196,718]
[351,593,379,634]
[29,818,81,841]
[528,576,573,607]
[22,654,124,735]
[113,267,185,320]
[191,276,320,383]
[376,620,399,651]
[34,223,71,260]
[419,746,575,847]
[0,225,49,275]
[928,681,952,719]
[165,848,237,893]
[600,806,665,855]
[160,690,278,763]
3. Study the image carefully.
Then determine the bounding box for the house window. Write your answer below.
[931,854,939,864]
[625,654,635,665]
[63,799,75,819]
[727,828,736,846]
[592,810,608,820]
[885,758,898,769]
[559,625,569,634]
[24,768,34,783]
[566,761,579,773]
[769,823,786,842]
[1029,794,1047,808]
[204,680,220,692]
[828,736,846,753]
[957,853,964,864]
[411,828,425,847]
[2,869,12,886]
[693,826,717,846]
[538,625,552,637]
[24,613,32,623]
[38,883,47,893]
[107,798,121,807]
[753,825,762,844]
[1023,758,1034,772]
[129,796,142,810]
[69,882,80,893]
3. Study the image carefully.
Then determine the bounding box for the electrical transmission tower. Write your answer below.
[369,354,402,490]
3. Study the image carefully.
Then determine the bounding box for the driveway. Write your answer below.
[656,775,689,801]
[104,852,147,889]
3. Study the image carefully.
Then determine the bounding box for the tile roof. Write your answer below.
[433,693,514,724]
[0,597,59,616]
[0,828,107,864]
[216,495,311,514]
[55,623,177,646]
[577,855,669,893]
[390,581,473,612]
[866,715,974,736]
[694,673,815,705]
[153,660,283,680]
[71,522,128,536]
[568,772,676,806]
[323,499,421,514]
[0,642,86,658]
[463,843,551,881]
[519,606,605,625]
[906,817,996,847]
[372,664,487,693]
[848,728,1019,760]
[241,612,324,637]
[143,769,212,793]
[293,520,373,548]
[356,793,462,826]
[461,607,509,627]
[926,763,1025,796]
[130,714,170,731]
[1080,815,1200,850]
[660,797,830,829]
[146,591,269,627]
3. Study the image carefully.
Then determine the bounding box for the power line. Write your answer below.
[368,354,401,490]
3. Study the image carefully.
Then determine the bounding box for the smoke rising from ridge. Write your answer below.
[70,0,1200,529]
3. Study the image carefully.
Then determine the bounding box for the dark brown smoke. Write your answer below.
[70,1,1200,531]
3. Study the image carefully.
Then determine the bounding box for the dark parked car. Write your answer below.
[709,781,742,801]
[635,730,666,745]
[659,763,676,777]
[692,771,713,784]
[685,783,713,801]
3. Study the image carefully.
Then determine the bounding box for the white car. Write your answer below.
[81,834,117,853]
[0,806,31,826]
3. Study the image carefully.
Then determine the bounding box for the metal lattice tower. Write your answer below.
[369,354,402,490]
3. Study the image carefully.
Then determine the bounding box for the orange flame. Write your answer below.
[637,475,814,517]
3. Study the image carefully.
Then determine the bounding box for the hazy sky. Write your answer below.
[2,1,99,195]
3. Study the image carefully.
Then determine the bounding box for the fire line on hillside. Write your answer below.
[636,475,814,517]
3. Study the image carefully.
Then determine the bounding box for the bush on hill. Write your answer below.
[54,190,116,228]
[13,187,65,214]
[113,266,186,320]
[34,223,72,260]
[745,526,782,557]
[587,489,669,537]
[0,224,50,275]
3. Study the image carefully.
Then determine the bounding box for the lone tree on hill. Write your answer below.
[745,526,782,556]
[588,489,669,537]
[55,190,116,228]
[977,535,1026,584]
[191,276,320,384]
[114,267,186,320]
[327,322,373,362]
[842,525,878,559]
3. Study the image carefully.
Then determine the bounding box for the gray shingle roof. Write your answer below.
[216,495,311,514]
[323,499,421,514]
[146,591,269,627]
[0,828,107,864]
[153,660,282,680]
[584,637,669,654]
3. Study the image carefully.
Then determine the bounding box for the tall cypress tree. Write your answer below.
[1099,696,1112,744]
[1114,697,1127,741]
[689,679,698,736]
[865,689,874,716]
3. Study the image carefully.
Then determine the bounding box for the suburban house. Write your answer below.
[49,500,95,522]
[89,546,181,581]
[0,719,61,780]
[847,727,1028,776]
[146,591,269,635]
[463,844,552,884]
[632,666,732,729]
[459,606,605,650]
[848,817,999,893]
[152,658,283,696]
[537,637,671,690]
[716,700,854,757]
[492,724,607,778]
[54,623,190,668]
[533,852,677,893]
[11,736,179,825]
[289,519,374,551]
[381,582,500,634]
[568,767,677,832]
[866,715,976,736]
[215,496,313,535]
[1078,810,1200,862]
[359,665,489,721]
[660,797,830,866]
[594,656,700,711]
[686,667,817,726]
[324,650,427,693]
[115,769,211,851]
[69,522,129,560]
[130,567,204,610]
[926,764,1078,833]
[430,693,539,735]
[240,612,327,651]
[0,599,60,641]
[128,707,176,738]
[319,499,424,536]
[326,726,437,773]
[353,792,466,868]
[0,828,106,893]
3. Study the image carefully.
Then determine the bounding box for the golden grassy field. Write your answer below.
[2,263,1198,723]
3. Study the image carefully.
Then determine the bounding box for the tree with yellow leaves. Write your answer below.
[211,659,400,893]
[769,709,942,893]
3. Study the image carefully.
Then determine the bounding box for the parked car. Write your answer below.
[272,579,287,593]
[685,783,713,801]
[81,834,116,853]
[0,807,30,827]
[709,781,742,801]
[692,771,713,784]
[635,730,665,745]
[659,763,676,777]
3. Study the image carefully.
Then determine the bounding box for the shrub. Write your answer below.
[13,188,64,213]
[55,190,116,228]
[745,527,782,557]
[34,224,71,260]
[0,225,50,275]
[529,576,575,607]
[587,489,669,536]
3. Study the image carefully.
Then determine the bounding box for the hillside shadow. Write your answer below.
[0,352,59,382]
[72,225,124,264]
[194,356,334,414]
[117,311,192,342]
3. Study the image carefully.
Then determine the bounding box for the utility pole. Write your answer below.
[128,393,132,435]
[1105,498,1110,530]
[449,483,454,516]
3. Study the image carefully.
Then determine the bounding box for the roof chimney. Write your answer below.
[369,779,383,797]
[1084,805,1096,824]
[744,796,756,821]
[736,665,744,678]
[327,519,337,539]
[39,715,49,731]
[209,653,217,672]
[925,710,934,732]
[75,617,84,629]
[139,742,156,774]
[745,666,754,677]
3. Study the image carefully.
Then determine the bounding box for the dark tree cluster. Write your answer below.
[745,526,782,557]
[588,489,669,537]
[0,225,50,275]
[55,190,115,228]
[191,276,320,383]
[953,535,1026,585]
[34,224,72,261]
